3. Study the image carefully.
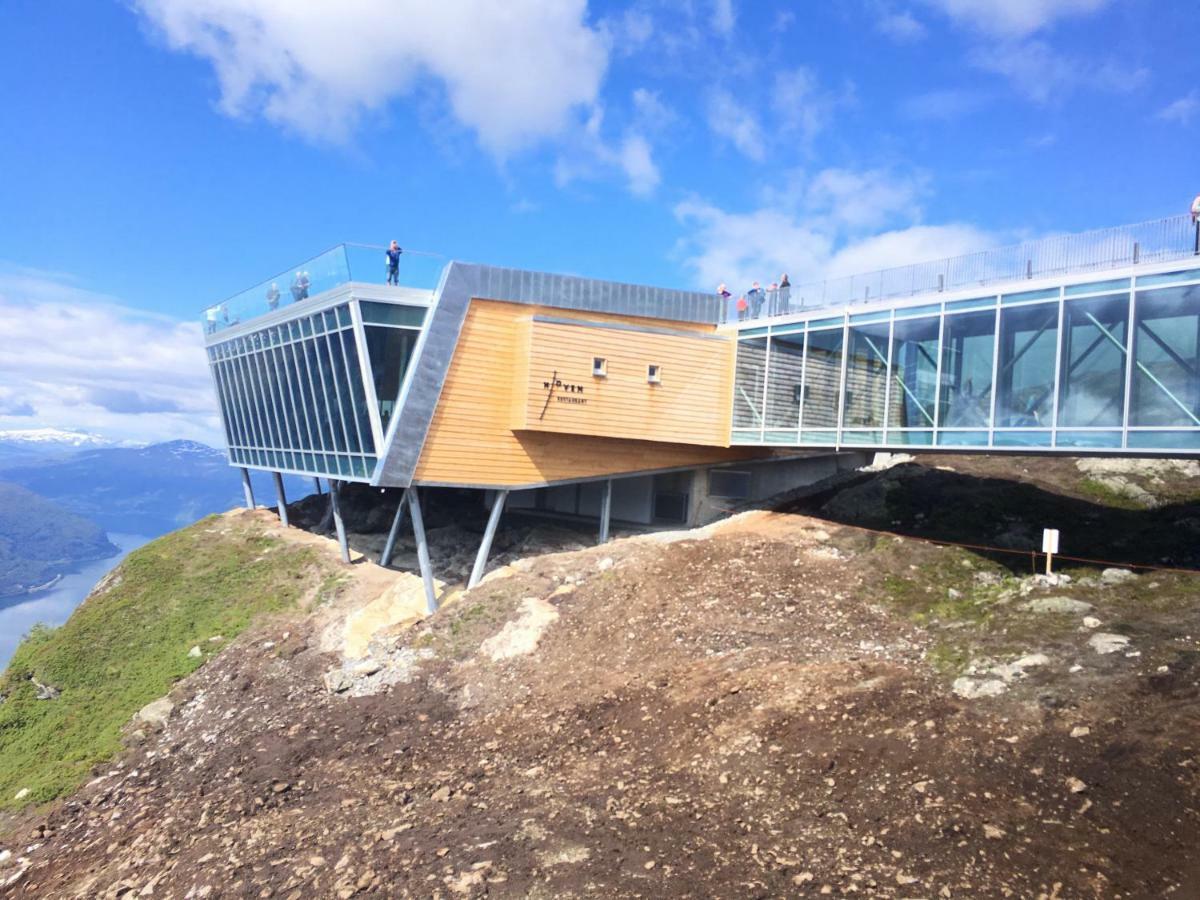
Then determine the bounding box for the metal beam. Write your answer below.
[598,479,613,544]
[328,480,351,564]
[241,468,255,509]
[314,477,323,496]
[380,491,409,568]
[273,472,289,527]
[468,490,509,589]
[406,488,438,614]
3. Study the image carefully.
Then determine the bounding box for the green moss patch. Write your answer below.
[0,515,329,809]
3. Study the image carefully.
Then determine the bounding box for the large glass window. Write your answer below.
[843,322,890,429]
[801,328,844,430]
[305,338,339,451]
[339,329,376,453]
[764,331,805,433]
[887,316,939,430]
[733,338,768,431]
[1058,293,1130,428]
[1130,284,1200,427]
[939,310,995,428]
[363,326,419,434]
[996,302,1057,427]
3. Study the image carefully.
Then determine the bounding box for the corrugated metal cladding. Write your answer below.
[373,262,723,487]
[473,264,720,323]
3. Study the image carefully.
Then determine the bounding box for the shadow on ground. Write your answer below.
[784,461,1200,574]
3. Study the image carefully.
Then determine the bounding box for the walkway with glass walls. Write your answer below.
[731,260,1200,454]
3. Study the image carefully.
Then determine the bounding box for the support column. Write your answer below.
[313,477,324,496]
[328,480,351,564]
[468,490,509,589]
[272,472,289,527]
[380,492,409,568]
[406,487,438,614]
[240,468,255,509]
[598,478,613,544]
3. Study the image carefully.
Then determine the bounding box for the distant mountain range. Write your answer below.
[0,433,314,537]
[0,482,117,599]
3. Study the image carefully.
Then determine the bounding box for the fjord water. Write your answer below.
[0,533,150,668]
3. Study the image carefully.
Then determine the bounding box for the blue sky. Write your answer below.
[0,0,1197,444]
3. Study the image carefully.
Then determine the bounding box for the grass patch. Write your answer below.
[0,514,331,809]
[1077,477,1150,510]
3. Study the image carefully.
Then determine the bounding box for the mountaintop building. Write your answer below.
[202,213,1200,607]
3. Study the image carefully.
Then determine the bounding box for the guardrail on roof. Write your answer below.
[202,243,447,336]
[726,213,1200,322]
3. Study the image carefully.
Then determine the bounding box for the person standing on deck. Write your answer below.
[386,240,403,285]
[747,281,765,319]
[1191,193,1200,255]
[266,282,280,310]
[778,274,791,312]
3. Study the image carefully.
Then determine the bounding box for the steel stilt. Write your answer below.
[329,480,351,564]
[598,478,613,544]
[380,492,409,568]
[273,472,289,527]
[241,468,255,509]
[406,487,437,614]
[468,489,509,589]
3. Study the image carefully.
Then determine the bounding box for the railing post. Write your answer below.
[1026,259,1033,279]
[1133,241,1140,265]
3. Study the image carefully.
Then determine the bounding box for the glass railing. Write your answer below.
[725,214,1200,324]
[203,243,446,335]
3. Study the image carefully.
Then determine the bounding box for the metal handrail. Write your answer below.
[205,242,448,312]
[728,213,1200,323]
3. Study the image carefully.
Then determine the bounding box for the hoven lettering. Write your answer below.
[539,374,588,419]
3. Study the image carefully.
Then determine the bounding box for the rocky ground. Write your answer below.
[2,458,1199,898]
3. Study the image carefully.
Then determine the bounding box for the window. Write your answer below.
[709,470,752,499]
[593,357,607,377]
[647,364,662,384]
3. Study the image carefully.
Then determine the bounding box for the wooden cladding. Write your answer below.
[413,299,762,488]
[513,317,734,446]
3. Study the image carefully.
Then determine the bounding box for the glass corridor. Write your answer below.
[731,264,1200,453]
[206,299,426,479]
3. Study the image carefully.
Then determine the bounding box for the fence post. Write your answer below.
[1133,241,1140,265]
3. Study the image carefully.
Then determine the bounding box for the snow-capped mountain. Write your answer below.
[0,427,116,447]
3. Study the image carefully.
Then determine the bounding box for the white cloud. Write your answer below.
[877,9,928,42]
[553,101,661,197]
[673,167,993,294]
[711,0,737,35]
[901,88,987,120]
[132,0,609,156]
[824,224,996,278]
[0,267,221,446]
[1157,91,1200,126]
[631,88,677,131]
[806,168,929,229]
[772,67,843,143]
[919,0,1111,37]
[707,88,765,161]
[970,40,1147,103]
[617,134,661,197]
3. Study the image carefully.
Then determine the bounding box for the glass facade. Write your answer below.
[731,264,1200,453]
[206,300,425,480]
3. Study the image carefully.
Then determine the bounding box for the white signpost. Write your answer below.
[1042,528,1061,575]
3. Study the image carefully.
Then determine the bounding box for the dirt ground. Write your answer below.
[3,459,1200,898]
